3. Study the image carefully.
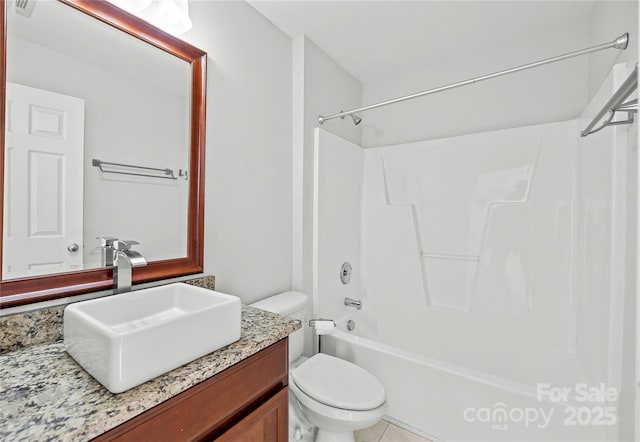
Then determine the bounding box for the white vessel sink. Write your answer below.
[64,283,241,393]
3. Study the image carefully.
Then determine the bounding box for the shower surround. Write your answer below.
[313,64,630,441]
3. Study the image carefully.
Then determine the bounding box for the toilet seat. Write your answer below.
[291,353,386,411]
[289,374,387,434]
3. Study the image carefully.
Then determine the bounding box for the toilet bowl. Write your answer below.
[250,292,387,442]
[290,353,387,442]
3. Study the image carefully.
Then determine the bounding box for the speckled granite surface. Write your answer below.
[184,275,216,290]
[0,275,216,354]
[0,306,300,442]
[0,306,64,354]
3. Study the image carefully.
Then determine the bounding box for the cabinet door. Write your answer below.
[216,387,288,442]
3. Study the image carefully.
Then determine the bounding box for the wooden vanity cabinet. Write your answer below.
[216,387,288,442]
[94,339,289,442]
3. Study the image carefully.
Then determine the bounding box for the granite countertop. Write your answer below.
[0,306,300,442]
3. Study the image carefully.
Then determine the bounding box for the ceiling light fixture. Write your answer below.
[107,0,193,37]
[147,0,193,36]
[106,0,152,14]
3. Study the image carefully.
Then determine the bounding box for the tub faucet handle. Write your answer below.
[344,297,362,310]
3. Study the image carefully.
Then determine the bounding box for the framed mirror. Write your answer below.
[0,0,207,307]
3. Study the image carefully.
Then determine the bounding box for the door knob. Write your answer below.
[67,243,80,253]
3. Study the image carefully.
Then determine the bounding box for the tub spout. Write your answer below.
[344,297,362,310]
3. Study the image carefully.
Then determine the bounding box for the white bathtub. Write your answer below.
[320,316,615,442]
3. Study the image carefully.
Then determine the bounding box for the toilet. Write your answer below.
[251,292,387,442]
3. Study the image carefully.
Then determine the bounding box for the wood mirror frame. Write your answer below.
[0,0,207,308]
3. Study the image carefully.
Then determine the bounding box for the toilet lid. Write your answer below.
[291,353,386,411]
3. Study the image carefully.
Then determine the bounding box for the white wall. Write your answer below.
[291,36,361,309]
[7,36,189,268]
[360,21,591,147]
[182,1,293,304]
[313,128,363,335]
[290,36,362,354]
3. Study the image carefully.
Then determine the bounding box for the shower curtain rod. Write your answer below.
[581,65,637,136]
[318,33,629,125]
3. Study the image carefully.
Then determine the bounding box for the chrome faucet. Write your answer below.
[113,240,147,294]
[344,297,362,310]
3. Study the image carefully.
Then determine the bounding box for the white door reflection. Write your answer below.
[3,82,85,278]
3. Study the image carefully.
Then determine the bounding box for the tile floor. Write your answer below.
[355,419,432,442]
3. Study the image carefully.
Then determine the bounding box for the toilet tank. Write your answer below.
[250,291,307,361]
